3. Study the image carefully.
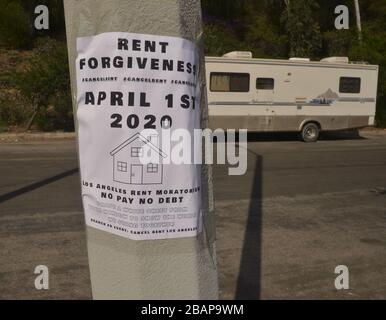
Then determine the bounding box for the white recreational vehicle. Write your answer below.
[205,51,379,141]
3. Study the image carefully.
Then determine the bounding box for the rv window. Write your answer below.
[256,78,274,90]
[339,77,361,93]
[210,72,250,92]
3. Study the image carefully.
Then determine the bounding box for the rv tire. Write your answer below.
[301,122,320,142]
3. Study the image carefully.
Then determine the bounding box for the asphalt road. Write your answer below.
[0,131,386,299]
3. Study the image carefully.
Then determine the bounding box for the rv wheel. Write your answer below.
[301,122,320,142]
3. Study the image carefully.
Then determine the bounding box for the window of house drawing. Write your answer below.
[147,163,158,173]
[117,161,127,172]
[131,147,143,157]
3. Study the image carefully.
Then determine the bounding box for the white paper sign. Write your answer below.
[75,32,202,240]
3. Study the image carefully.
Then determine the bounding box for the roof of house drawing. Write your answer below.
[110,132,167,157]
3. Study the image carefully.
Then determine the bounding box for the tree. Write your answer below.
[0,0,32,49]
[282,0,322,58]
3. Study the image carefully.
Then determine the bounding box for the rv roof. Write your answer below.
[205,55,378,70]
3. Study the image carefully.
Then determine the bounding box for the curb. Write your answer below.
[0,132,76,142]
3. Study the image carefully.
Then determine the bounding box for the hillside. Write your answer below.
[0,0,385,130]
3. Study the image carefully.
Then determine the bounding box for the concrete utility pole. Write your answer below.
[354,0,362,43]
[64,0,218,299]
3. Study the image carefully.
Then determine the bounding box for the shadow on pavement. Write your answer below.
[246,129,366,142]
[235,155,263,299]
[321,130,366,141]
[0,168,79,204]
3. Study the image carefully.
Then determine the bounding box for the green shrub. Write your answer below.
[349,27,386,128]
[35,91,74,132]
[10,38,74,131]
[0,89,33,127]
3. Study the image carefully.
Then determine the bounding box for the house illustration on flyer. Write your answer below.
[110,133,167,185]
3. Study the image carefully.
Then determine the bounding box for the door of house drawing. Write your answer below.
[130,165,143,184]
